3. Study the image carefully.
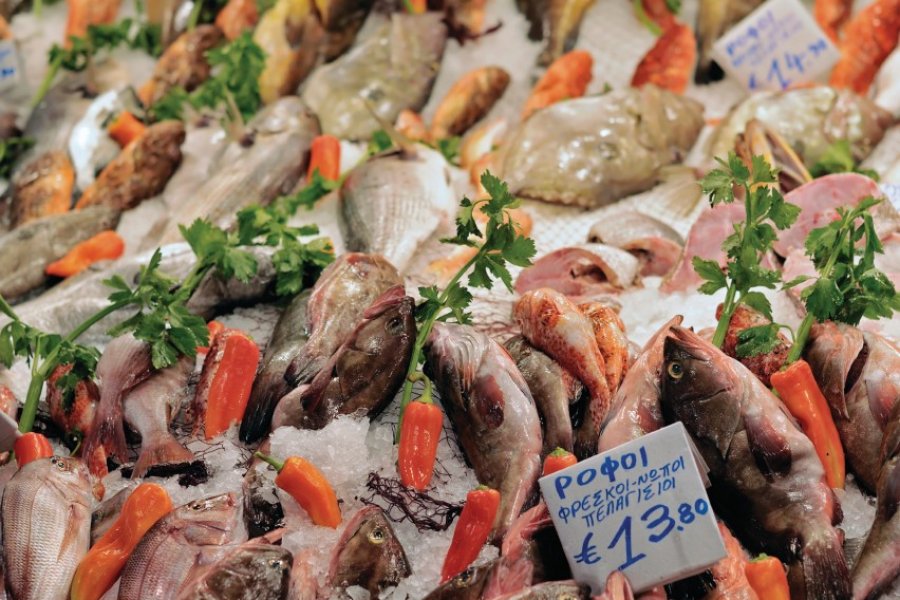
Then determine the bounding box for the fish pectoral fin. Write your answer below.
[744,414,793,479]
[57,504,85,561]
[471,375,507,429]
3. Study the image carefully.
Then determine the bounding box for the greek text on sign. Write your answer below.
[539,423,726,593]
[0,41,18,92]
[711,0,840,92]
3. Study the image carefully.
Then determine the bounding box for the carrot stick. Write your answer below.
[307,135,341,182]
[521,50,593,120]
[107,112,147,148]
[194,328,260,440]
[45,231,125,278]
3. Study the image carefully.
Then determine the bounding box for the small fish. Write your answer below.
[537,0,596,66]
[425,322,542,537]
[1,456,92,600]
[242,453,285,539]
[9,150,74,228]
[423,559,503,600]
[302,13,448,140]
[124,355,195,478]
[695,0,765,83]
[177,542,292,600]
[273,286,415,430]
[138,25,224,106]
[185,247,278,320]
[661,327,851,600]
[500,87,704,208]
[430,66,511,140]
[0,205,120,301]
[515,245,641,298]
[587,210,684,278]
[118,493,246,600]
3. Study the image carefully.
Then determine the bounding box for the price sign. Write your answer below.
[539,423,726,593]
[711,0,840,92]
[0,40,20,92]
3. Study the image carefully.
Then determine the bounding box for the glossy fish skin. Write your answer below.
[274,286,415,430]
[695,0,765,83]
[242,456,285,539]
[140,25,224,106]
[501,86,704,209]
[0,205,120,300]
[588,210,684,277]
[9,150,74,228]
[515,245,641,297]
[425,322,542,537]
[177,543,292,600]
[1,457,92,600]
[326,506,411,595]
[118,493,246,600]
[340,146,456,273]
[254,0,324,104]
[302,13,447,140]
[660,327,850,600]
[538,0,596,66]
[430,66,511,140]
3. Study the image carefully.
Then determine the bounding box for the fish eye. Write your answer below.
[368,527,386,544]
[558,594,579,600]
[386,316,403,335]
[269,558,285,569]
[189,501,203,511]
[55,458,67,470]
[454,569,474,587]
[667,361,684,380]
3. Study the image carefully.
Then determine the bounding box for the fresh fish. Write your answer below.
[430,67,511,140]
[695,0,765,83]
[708,88,895,167]
[425,322,542,537]
[514,288,609,458]
[153,97,320,245]
[91,484,136,544]
[339,146,456,273]
[661,327,851,600]
[185,247,278,320]
[588,210,684,278]
[515,245,641,297]
[254,0,324,104]
[242,454,285,539]
[501,502,571,585]
[118,493,246,600]
[496,581,591,599]
[500,87,704,209]
[177,542,292,600]
[537,0,596,66]
[124,355,195,478]
[138,25,224,106]
[326,506,412,595]
[578,301,629,392]
[46,363,100,446]
[505,335,582,455]
[302,13,448,140]
[804,321,900,492]
[273,286,415,430]
[9,150,74,228]
[423,559,503,600]
[1,456,92,600]
[0,205,120,300]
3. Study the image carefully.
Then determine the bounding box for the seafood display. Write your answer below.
[0,0,898,599]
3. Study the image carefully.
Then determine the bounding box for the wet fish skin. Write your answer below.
[695,0,765,84]
[9,150,74,228]
[588,210,684,278]
[186,247,278,321]
[515,245,641,297]
[242,457,285,539]
[1,456,92,600]
[660,327,851,600]
[430,66,511,140]
[425,322,542,537]
[302,13,447,140]
[340,146,456,273]
[118,493,246,600]
[327,506,411,595]
[140,25,224,106]
[0,205,120,300]
[177,543,292,600]
[538,0,596,67]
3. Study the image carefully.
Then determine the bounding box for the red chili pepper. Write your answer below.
[307,135,341,182]
[255,452,341,528]
[398,374,443,491]
[440,486,500,582]
[542,447,577,476]
[14,432,53,468]
[196,320,225,355]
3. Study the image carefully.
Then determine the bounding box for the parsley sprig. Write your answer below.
[395,172,536,438]
[0,136,34,179]
[810,140,879,181]
[694,153,801,349]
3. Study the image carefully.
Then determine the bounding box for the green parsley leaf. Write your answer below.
[735,323,781,357]
[367,130,394,155]
[436,136,461,165]
[740,291,773,320]
[0,136,34,179]
[692,257,726,294]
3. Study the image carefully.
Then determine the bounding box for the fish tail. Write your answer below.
[132,433,195,478]
[81,397,128,475]
[239,372,292,443]
[791,533,852,600]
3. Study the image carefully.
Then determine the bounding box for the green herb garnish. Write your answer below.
[810,140,879,181]
[0,137,34,179]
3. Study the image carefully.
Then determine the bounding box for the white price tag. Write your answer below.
[539,423,726,594]
[711,0,840,92]
[0,40,20,92]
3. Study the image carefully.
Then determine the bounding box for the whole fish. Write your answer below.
[177,542,292,600]
[588,210,684,277]
[514,288,609,459]
[515,245,641,297]
[803,321,900,491]
[302,13,447,140]
[660,327,851,600]
[425,322,542,537]
[339,146,456,273]
[118,493,246,600]
[138,25,224,106]
[326,506,412,595]
[124,355,195,478]
[500,87,704,209]
[695,0,765,83]
[273,286,415,430]
[0,205,120,300]
[1,456,92,600]
[9,150,74,228]
[505,335,582,455]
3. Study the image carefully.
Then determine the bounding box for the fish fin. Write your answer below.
[843,535,866,570]
[744,413,793,479]
[284,351,323,388]
[81,399,128,475]
[472,374,506,429]
[132,434,195,479]
[57,504,84,561]
[789,534,851,600]
[881,459,900,522]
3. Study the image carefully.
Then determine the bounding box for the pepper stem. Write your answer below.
[408,372,433,405]
[254,451,284,472]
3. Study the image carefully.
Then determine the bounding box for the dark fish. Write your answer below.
[177,542,292,600]
[423,560,502,600]
[661,327,851,600]
[326,506,412,595]
[9,150,74,228]
[186,247,278,321]
[425,322,542,537]
[587,210,684,278]
[273,286,415,430]
[139,25,224,106]
[537,0,596,67]
[242,454,285,539]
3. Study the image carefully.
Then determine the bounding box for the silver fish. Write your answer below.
[177,542,292,600]
[500,86,704,209]
[1,456,92,600]
[425,322,542,537]
[339,146,456,273]
[302,13,448,140]
[695,0,765,83]
[588,210,684,278]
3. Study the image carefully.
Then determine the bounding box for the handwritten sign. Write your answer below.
[0,41,19,92]
[539,423,725,593]
[711,0,840,92]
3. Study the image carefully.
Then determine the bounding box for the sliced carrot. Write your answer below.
[521,50,593,120]
[215,0,259,41]
[194,328,260,440]
[196,321,226,355]
[307,135,341,182]
[107,112,147,148]
[45,231,125,278]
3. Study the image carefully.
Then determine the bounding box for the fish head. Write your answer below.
[175,492,243,545]
[356,288,415,353]
[42,455,92,494]
[423,560,499,600]
[328,505,411,593]
[803,321,864,419]
[208,544,292,596]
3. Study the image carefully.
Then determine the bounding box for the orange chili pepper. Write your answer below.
[307,135,341,182]
[521,50,593,120]
[398,374,443,491]
[196,320,225,355]
[407,0,427,13]
[744,555,790,600]
[770,359,845,489]
[542,447,577,476]
[255,452,341,528]
[14,433,53,468]
[70,483,173,600]
[194,328,260,440]
[107,111,147,148]
[215,0,259,40]
[441,486,500,582]
[64,0,120,47]
[45,231,125,278]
